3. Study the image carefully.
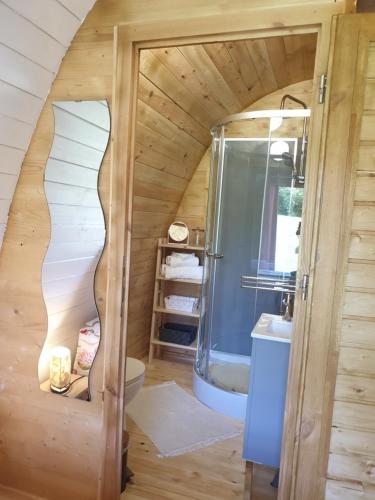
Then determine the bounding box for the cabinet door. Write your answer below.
[243,338,290,467]
[280,13,375,500]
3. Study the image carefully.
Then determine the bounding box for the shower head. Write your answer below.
[270,149,294,166]
[271,150,304,187]
[281,151,294,165]
[281,152,298,180]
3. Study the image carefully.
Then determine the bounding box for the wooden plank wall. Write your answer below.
[325,43,375,499]
[0,0,96,248]
[177,80,314,231]
[38,101,109,382]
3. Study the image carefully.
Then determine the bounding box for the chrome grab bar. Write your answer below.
[240,275,296,294]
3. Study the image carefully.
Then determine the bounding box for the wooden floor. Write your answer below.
[123,358,278,500]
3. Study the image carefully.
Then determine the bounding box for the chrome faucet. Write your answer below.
[281,292,294,322]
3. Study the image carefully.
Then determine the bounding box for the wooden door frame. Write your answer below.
[292,14,375,499]
[100,2,348,498]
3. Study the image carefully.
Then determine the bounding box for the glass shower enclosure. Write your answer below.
[193,109,310,420]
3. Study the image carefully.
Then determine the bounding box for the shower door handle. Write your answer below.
[206,251,224,259]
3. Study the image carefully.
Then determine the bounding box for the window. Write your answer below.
[275,187,303,273]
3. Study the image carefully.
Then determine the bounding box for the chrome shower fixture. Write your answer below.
[280,94,308,109]
[279,94,308,186]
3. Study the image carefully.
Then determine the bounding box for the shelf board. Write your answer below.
[154,306,200,318]
[157,275,203,285]
[151,338,197,351]
[159,240,205,252]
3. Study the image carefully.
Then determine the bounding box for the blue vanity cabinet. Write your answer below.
[242,335,291,467]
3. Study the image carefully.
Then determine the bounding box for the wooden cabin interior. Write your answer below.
[1,1,375,499]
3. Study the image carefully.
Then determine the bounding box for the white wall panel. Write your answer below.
[55,100,110,129]
[0,81,42,124]
[42,271,95,299]
[54,107,110,151]
[0,0,97,254]
[48,204,103,225]
[47,300,98,334]
[0,2,66,73]
[0,174,18,201]
[50,135,104,169]
[43,256,100,282]
[58,0,97,20]
[0,146,24,175]
[0,115,34,150]
[2,0,81,47]
[44,240,105,263]
[0,44,52,98]
[45,287,95,315]
[50,224,105,244]
[44,159,99,188]
[0,200,10,222]
[44,181,100,207]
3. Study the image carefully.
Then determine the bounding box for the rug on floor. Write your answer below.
[126,381,242,457]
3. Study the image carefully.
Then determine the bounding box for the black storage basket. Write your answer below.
[159,322,197,346]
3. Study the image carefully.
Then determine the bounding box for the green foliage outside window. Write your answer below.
[277,187,304,217]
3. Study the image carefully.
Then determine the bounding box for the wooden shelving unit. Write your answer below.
[149,238,205,362]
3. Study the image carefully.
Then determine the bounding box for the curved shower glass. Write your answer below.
[194,109,310,416]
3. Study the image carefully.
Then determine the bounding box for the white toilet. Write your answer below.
[125,357,145,406]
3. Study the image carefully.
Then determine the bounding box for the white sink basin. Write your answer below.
[251,313,292,343]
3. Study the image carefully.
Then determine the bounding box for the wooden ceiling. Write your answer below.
[136,34,317,180]
[133,33,317,234]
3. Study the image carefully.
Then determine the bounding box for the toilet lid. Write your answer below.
[126,357,145,383]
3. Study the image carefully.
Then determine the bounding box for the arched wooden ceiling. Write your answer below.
[133,33,317,237]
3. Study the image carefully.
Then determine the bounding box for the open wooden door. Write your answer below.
[280,12,375,500]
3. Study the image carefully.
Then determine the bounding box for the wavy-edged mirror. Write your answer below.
[38,100,110,400]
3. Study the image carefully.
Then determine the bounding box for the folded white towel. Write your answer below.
[165,295,199,312]
[166,255,199,267]
[165,295,197,304]
[171,252,195,259]
[162,264,204,281]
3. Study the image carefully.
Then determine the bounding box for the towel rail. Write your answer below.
[240,275,296,294]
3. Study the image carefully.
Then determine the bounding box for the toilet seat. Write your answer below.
[125,357,145,385]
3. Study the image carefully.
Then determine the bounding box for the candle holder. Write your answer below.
[50,346,72,394]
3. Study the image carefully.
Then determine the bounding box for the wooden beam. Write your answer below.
[98,26,138,499]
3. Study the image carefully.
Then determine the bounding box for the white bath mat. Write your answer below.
[126,381,242,457]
